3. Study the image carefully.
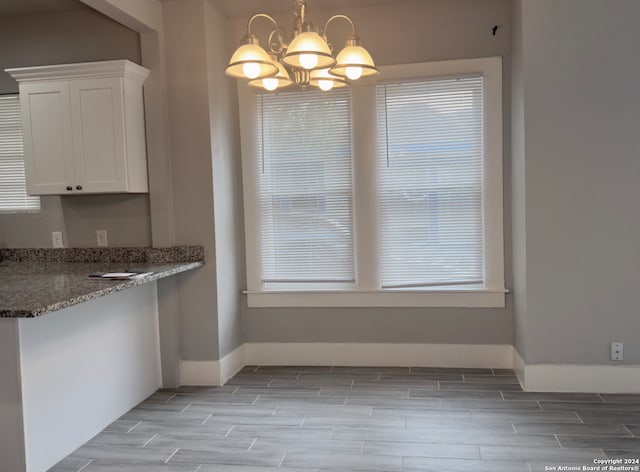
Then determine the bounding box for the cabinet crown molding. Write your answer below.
[5,60,149,85]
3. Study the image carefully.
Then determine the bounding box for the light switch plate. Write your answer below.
[96,229,108,247]
[52,231,64,248]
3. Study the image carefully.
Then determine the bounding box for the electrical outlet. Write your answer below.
[52,231,64,248]
[96,229,108,247]
[611,342,623,361]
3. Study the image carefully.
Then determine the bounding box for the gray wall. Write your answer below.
[205,1,244,357]
[163,0,220,362]
[512,0,640,365]
[0,6,151,248]
[510,0,528,361]
[162,0,245,362]
[232,0,515,346]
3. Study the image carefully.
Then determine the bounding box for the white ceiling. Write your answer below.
[208,0,413,19]
[0,0,84,17]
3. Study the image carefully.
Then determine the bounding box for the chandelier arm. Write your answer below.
[247,13,288,55]
[323,14,357,39]
[247,13,280,35]
[294,0,307,24]
[267,28,288,55]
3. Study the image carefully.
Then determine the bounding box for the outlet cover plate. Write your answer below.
[611,342,623,361]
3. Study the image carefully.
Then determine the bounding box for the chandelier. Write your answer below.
[225,0,378,92]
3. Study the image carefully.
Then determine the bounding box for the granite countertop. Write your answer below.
[0,246,204,318]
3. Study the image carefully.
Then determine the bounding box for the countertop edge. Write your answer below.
[0,261,203,318]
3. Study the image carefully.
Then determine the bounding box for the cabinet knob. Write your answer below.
[66,186,73,191]
[76,185,83,190]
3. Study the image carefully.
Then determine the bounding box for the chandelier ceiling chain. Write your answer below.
[225,0,378,92]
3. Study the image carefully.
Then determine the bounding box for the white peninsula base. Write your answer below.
[0,282,161,472]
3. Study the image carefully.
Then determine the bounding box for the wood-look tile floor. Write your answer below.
[50,366,640,472]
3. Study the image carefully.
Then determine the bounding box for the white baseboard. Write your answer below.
[243,343,514,369]
[179,344,246,386]
[513,348,640,393]
[523,363,640,393]
[179,344,640,393]
[513,347,526,388]
[219,344,247,385]
[179,343,512,385]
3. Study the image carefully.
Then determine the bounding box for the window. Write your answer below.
[256,89,354,290]
[0,95,40,213]
[377,77,484,289]
[239,57,504,307]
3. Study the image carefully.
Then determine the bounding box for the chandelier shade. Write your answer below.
[309,68,348,91]
[225,36,278,80]
[330,37,378,80]
[225,1,377,92]
[248,57,293,91]
[281,31,336,71]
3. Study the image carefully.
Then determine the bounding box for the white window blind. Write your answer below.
[0,95,40,213]
[377,76,484,288]
[257,89,354,286]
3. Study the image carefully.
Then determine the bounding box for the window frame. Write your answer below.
[239,57,505,308]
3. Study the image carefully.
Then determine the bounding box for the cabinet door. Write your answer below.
[19,81,75,195]
[70,78,127,193]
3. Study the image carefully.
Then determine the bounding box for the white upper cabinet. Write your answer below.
[6,60,150,195]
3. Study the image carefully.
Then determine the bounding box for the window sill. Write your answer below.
[243,289,507,308]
